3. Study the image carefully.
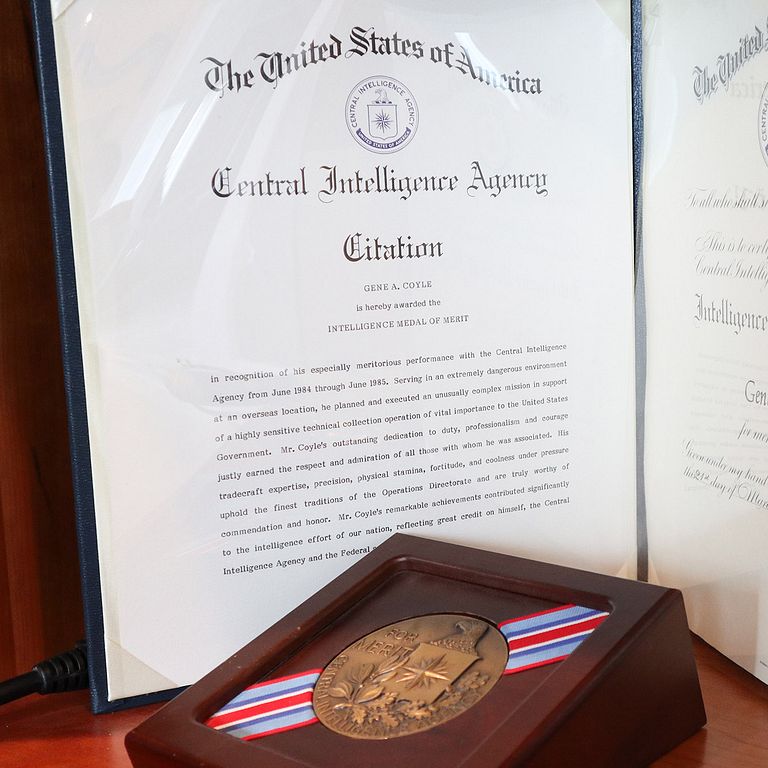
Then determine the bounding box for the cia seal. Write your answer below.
[760,82,768,169]
[312,613,507,740]
[345,76,419,154]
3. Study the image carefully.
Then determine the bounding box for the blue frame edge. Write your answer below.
[27,0,185,714]
[630,0,649,582]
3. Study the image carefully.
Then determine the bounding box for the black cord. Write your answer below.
[0,641,88,705]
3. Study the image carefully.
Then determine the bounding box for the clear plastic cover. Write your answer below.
[51,0,636,700]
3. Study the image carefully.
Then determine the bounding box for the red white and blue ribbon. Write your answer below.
[205,669,321,740]
[499,604,609,674]
[207,604,609,740]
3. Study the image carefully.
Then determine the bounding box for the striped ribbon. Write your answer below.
[206,604,608,741]
[499,603,609,674]
[205,669,321,741]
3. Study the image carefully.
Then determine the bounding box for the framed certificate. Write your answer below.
[30,0,638,710]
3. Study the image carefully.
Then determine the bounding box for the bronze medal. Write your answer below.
[312,614,508,739]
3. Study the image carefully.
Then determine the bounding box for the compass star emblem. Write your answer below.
[396,655,451,690]
[372,110,393,134]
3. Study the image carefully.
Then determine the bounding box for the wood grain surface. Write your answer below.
[0,639,765,768]
[0,0,82,681]
[658,639,768,768]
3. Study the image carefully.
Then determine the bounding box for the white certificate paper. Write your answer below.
[643,0,768,683]
[51,0,636,701]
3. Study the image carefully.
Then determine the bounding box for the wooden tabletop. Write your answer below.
[1,638,766,768]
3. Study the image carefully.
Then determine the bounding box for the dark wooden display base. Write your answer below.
[126,535,706,767]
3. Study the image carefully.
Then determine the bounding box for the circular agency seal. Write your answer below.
[760,82,768,168]
[346,76,419,153]
[312,613,508,740]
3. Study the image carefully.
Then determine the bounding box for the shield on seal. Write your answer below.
[386,643,478,705]
[368,102,398,140]
[383,618,487,705]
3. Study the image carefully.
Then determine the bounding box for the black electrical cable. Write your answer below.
[0,641,88,705]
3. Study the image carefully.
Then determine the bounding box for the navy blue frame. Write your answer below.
[28,0,184,714]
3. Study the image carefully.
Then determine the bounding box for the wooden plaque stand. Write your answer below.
[126,535,705,767]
